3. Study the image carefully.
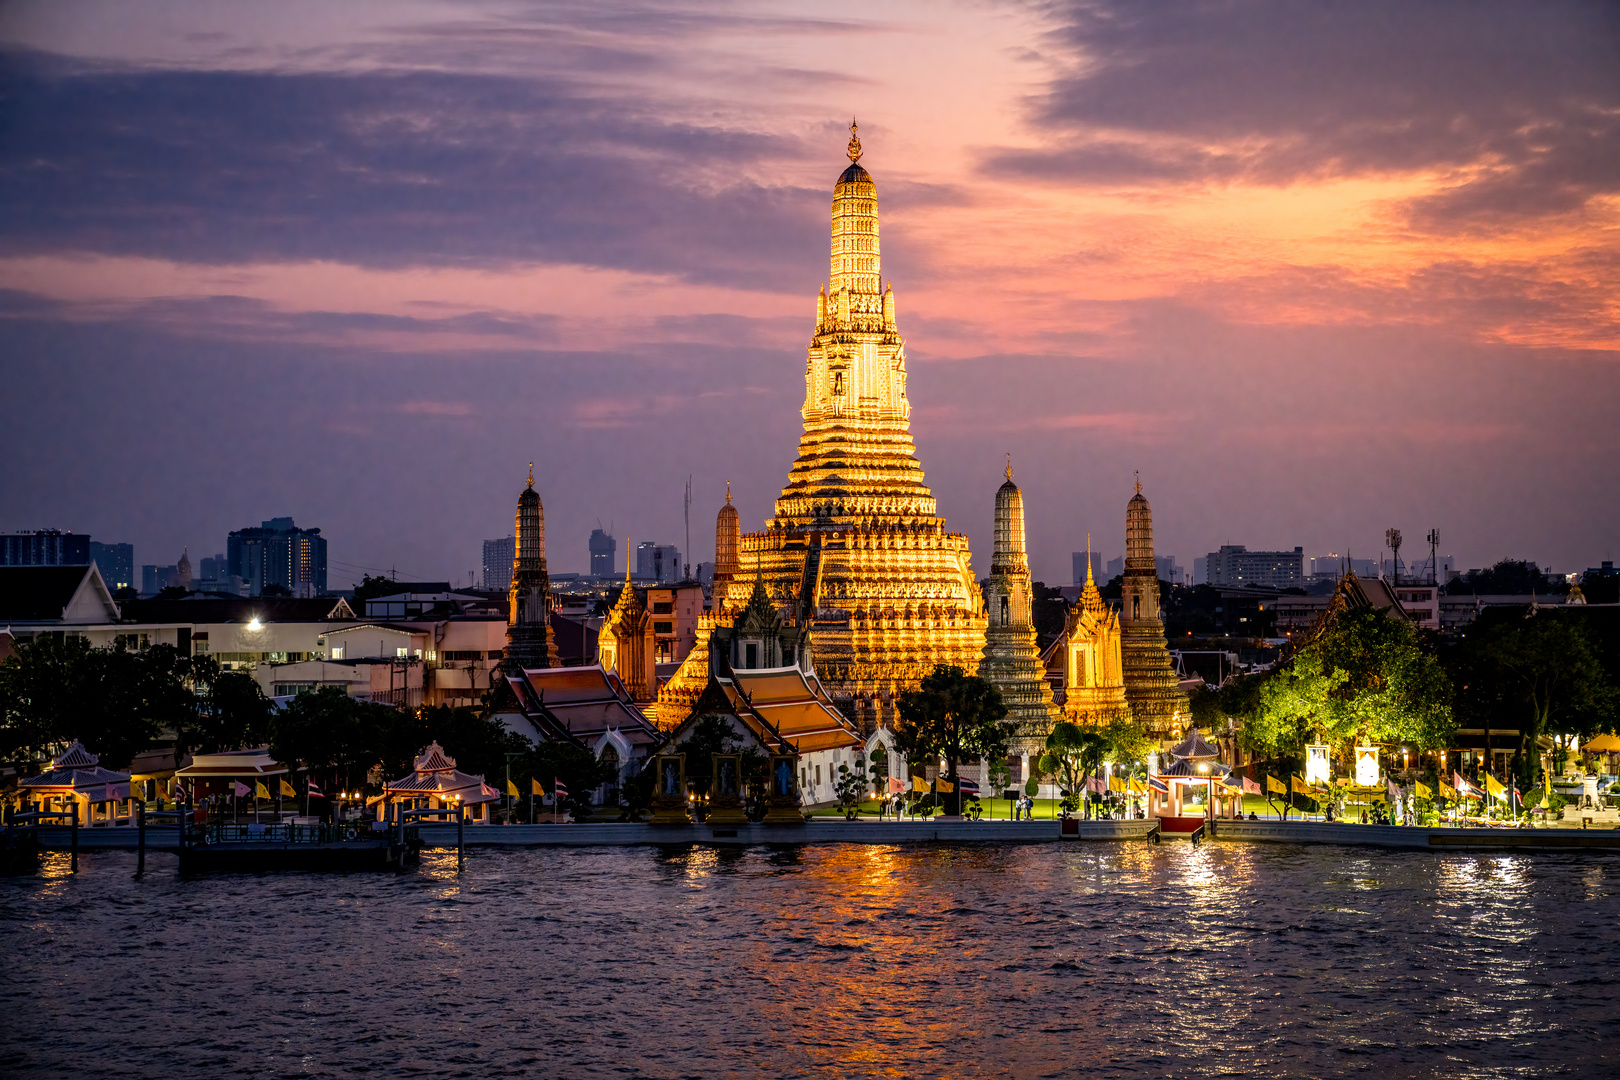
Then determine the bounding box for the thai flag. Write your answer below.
[553,779,569,799]
[1149,775,1169,794]
[957,776,980,795]
[308,780,325,799]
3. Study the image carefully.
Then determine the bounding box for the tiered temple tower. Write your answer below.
[713,484,740,603]
[506,465,559,667]
[719,123,987,731]
[597,566,654,704]
[1120,478,1187,742]
[978,460,1058,750]
[1058,549,1130,728]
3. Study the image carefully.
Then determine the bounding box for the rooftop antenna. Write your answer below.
[684,474,693,581]
[1426,528,1440,586]
[1385,528,1402,585]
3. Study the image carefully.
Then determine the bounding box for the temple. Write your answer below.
[1120,479,1188,743]
[978,460,1058,751]
[720,122,987,731]
[1042,541,1130,729]
[506,465,559,668]
[652,490,737,727]
[596,567,655,707]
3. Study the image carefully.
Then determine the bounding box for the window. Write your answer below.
[782,645,794,667]
[745,643,758,668]
[330,647,343,660]
[488,650,503,660]
[396,648,408,658]
[443,650,481,662]
[815,765,822,786]
[652,602,673,614]
[654,621,673,634]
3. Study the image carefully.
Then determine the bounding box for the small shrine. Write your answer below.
[17,741,134,826]
[375,742,500,823]
[1151,728,1231,821]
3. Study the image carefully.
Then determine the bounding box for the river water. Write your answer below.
[2,842,1616,1077]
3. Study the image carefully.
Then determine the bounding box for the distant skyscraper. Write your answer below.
[483,536,515,592]
[89,541,134,591]
[141,564,178,596]
[589,528,616,577]
[1205,545,1304,589]
[1071,550,1104,586]
[227,517,327,596]
[636,542,681,584]
[1,529,90,566]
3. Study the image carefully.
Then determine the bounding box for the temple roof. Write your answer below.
[1168,728,1220,761]
[52,740,99,769]
[837,162,871,186]
[506,664,661,748]
[723,666,862,755]
[414,741,457,773]
[176,748,288,777]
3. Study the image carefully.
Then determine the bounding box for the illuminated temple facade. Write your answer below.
[716,125,987,731]
[1042,554,1130,729]
[978,463,1059,750]
[1120,481,1188,742]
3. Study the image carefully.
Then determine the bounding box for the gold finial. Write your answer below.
[1005,453,1013,483]
[847,118,861,163]
[725,480,732,505]
[1135,470,1141,495]
[527,462,534,488]
[1086,532,1094,582]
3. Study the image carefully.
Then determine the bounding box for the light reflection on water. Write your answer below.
[2,843,1616,1078]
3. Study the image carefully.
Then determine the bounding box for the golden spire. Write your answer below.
[1135,470,1141,495]
[1086,533,1094,584]
[725,480,732,505]
[847,118,861,163]
[527,462,534,489]
[1005,453,1013,483]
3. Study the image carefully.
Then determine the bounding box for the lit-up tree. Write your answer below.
[895,665,1011,815]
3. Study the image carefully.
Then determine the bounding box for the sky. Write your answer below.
[1,0,1616,588]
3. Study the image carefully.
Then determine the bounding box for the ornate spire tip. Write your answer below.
[847,118,862,164]
[1004,453,1013,483]
[527,462,534,488]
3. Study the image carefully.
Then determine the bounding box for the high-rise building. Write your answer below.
[227,518,327,596]
[141,564,178,596]
[636,542,681,585]
[89,541,134,591]
[979,461,1058,750]
[1,529,90,566]
[1072,550,1104,586]
[1205,545,1304,589]
[1120,480,1188,743]
[719,124,988,732]
[505,468,558,668]
[589,528,616,577]
[483,536,515,592]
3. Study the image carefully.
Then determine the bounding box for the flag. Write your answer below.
[553,779,569,799]
[958,776,980,795]
[532,778,546,797]
[912,776,929,793]
[1485,774,1507,801]
[255,781,270,800]
[1110,775,1126,793]
[1440,781,1459,800]
[934,776,953,793]
[1415,781,1432,799]
[1242,776,1262,795]
[1453,773,1481,799]
[1266,774,1287,794]
[280,779,297,798]
[1128,776,1146,794]
[1291,775,1312,795]
[233,781,250,798]
[1086,775,1107,795]
[506,778,519,798]
[308,780,325,799]
[888,776,904,795]
[1387,778,1403,803]
[1148,775,1169,794]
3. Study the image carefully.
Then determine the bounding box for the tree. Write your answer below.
[833,756,869,819]
[1038,721,1106,816]
[1446,559,1562,596]
[1465,611,1619,789]
[181,655,275,757]
[894,665,1012,814]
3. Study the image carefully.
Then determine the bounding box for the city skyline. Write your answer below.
[2,1,1615,586]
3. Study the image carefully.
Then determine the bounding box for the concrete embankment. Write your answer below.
[1216,819,1620,852]
[20,819,1160,851]
[415,818,1161,847]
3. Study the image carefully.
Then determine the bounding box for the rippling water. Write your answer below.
[3,843,1617,1077]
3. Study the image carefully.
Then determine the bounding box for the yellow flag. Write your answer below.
[1485,774,1507,801]
[506,778,519,798]
[1266,774,1287,794]
[1110,776,1126,793]
[934,776,954,793]
[280,778,297,798]
[1291,775,1311,795]
[1414,781,1432,799]
[254,781,270,800]
[531,778,545,797]
[1128,776,1146,794]
[1440,782,1458,800]
[912,776,929,793]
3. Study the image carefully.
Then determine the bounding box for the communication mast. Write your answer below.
[1385,528,1403,585]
